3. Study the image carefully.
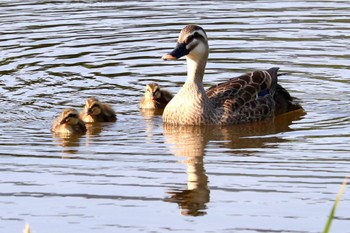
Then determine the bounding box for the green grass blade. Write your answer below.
[323,176,348,233]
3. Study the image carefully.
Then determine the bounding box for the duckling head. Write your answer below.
[59,108,80,126]
[162,24,208,61]
[145,83,161,100]
[84,97,102,116]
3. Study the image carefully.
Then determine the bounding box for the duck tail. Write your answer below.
[268,68,303,115]
[266,67,279,96]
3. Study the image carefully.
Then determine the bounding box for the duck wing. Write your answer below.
[206,67,279,123]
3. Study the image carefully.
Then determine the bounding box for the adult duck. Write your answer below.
[162,24,302,125]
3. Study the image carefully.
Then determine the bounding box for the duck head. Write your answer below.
[162,25,209,61]
[59,108,80,125]
[84,97,102,116]
[145,83,162,100]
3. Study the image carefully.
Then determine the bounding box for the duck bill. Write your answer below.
[86,108,93,115]
[162,42,189,60]
[60,118,68,125]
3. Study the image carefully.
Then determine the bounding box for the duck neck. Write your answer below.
[184,54,207,91]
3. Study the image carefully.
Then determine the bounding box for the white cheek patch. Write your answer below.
[195,30,207,39]
[191,41,207,55]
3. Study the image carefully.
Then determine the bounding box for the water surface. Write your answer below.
[1,1,350,232]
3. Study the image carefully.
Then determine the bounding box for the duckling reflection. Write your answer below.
[163,125,211,216]
[52,133,82,155]
[140,110,164,143]
[85,122,104,136]
[51,108,86,154]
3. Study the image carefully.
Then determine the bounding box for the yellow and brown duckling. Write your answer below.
[80,97,117,123]
[139,82,173,109]
[51,108,87,135]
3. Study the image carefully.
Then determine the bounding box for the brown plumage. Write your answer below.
[80,97,117,123]
[274,83,302,115]
[139,82,173,109]
[51,108,87,134]
[161,24,302,125]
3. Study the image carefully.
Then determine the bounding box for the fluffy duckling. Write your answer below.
[51,108,87,135]
[139,83,173,109]
[80,97,116,123]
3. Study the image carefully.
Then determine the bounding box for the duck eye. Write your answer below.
[185,35,195,44]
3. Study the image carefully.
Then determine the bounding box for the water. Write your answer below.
[1,0,350,232]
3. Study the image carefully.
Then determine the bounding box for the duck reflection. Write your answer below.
[163,109,304,216]
[219,109,305,153]
[163,125,212,216]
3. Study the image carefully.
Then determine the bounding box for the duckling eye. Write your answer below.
[91,104,99,109]
[68,113,76,118]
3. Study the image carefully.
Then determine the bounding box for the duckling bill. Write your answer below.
[51,108,87,135]
[80,97,117,123]
[139,82,173,109]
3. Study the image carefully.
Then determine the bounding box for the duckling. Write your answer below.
[161,24,302,125]
[51,108,87,134]
[80,97,116,123]
[139,82,173,109]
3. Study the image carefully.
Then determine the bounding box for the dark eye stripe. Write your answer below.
[186,32,204,44]
[90,104,99,109]
[67,113,77,118]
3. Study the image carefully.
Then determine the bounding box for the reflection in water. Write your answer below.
[52,133,82,154]
[140,108,164,118]
[220,109,306,154]
[163,109,304,216]
[140,109,164,142]
[52,122,105,154]
[163,125,211,216]
[85,122,104,136]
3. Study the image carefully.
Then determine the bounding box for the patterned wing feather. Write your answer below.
[207,68,278,112]
[204,68,281,124]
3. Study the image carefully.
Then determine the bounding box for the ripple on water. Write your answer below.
[0,1,350,233]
